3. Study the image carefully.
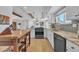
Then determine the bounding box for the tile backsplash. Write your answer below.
[60,24,77,33]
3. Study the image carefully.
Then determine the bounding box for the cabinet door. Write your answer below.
[66,6,79,20]
[47,30,54,48]
[47,30,50,41]
[50,32,54,48]
[31,29,35,38]
[66,40,79,52]
[44,29,47,38]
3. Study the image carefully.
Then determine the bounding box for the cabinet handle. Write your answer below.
[75,14,79,17]
[71,47,75,49]
[66,49,68,51]
[75,15,78,17]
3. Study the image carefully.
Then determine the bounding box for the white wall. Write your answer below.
[43,12,56,29]
[12,18,28,30]
[46,10,56,24]
[12,7,33,29]
[0,6,12,33]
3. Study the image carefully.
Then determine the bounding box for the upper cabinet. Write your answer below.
[66,6,79,20]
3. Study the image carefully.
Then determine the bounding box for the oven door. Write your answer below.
[35,27,44,39]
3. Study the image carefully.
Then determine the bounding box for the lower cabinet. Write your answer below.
[66,40,79,52]
[44,29,47,38]
[47,30,54,48]
[46,30,79,52]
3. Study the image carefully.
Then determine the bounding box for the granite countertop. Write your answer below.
[53,30,79,46]
[46,28,79,46]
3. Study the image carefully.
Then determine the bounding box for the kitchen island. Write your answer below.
[0,29,31,52]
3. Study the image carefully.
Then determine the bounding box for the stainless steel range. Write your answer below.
[35,27,44,39]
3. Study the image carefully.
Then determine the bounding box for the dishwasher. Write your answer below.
[54,33,66,52]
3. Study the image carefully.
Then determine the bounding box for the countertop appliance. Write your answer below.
[54,33,66,52]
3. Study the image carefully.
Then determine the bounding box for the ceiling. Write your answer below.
[22,6,52,19]
[48,6,65,15]
[13,6,64,19]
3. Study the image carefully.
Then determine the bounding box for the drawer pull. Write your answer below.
[71,47,75,49]
[66,49,68,51]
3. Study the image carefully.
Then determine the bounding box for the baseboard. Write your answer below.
[31,37,47,39]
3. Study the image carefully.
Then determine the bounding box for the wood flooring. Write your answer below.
[27,39,54,52]
[0,46,9,52]
[0,39,54,52]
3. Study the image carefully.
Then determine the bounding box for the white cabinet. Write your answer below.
[31,29,35,39]
[47,30,54,48]
[44,29,47,38]
[66,6,79,20]
[66,40,79,52]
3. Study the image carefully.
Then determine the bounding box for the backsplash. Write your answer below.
[60,24,77,33]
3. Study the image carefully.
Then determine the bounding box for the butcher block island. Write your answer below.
[0,29,31,52]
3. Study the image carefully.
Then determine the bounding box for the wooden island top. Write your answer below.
[0,29,31,40]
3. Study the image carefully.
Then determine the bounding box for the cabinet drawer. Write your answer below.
[66,40,79,52]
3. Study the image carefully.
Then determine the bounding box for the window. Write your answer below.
[56,12,71,24]
[57,12,65,24]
